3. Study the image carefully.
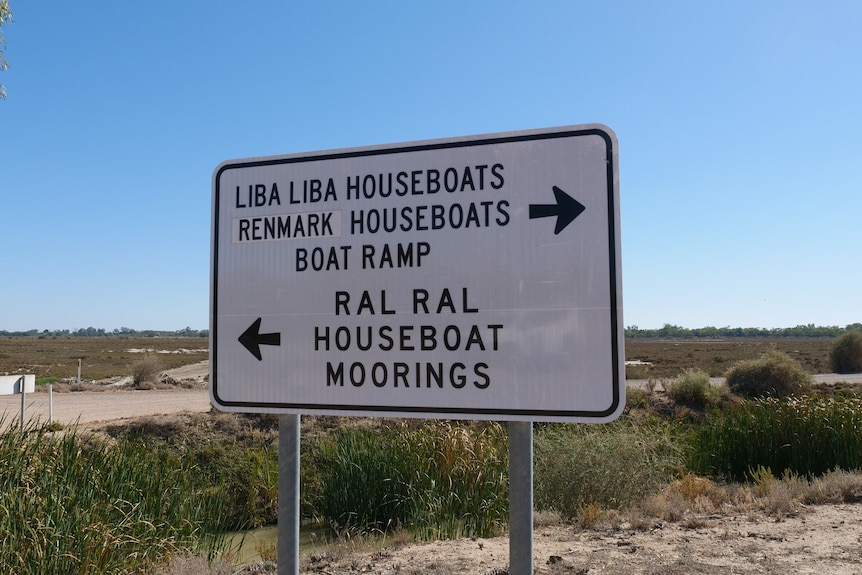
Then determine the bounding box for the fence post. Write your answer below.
[19,376,26,431]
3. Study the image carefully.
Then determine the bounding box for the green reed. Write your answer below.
[533,420,685,517]
[304,421,509,540]
[691,395,862,480]
[0,422,230,574]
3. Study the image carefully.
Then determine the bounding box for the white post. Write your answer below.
[49,384,53,424]
[19,376,26,431]
[77,359,82,390]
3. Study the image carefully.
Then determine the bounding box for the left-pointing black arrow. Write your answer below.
[238,317,281,361]
[529,186,586,235]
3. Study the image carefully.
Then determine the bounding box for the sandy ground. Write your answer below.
[0,387,212,428]
[299,504,862,575]
[0,361,212,427]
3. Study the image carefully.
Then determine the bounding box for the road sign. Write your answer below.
[211,124,623,422]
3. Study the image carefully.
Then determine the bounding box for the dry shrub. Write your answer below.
[636,471,810,523]
[254,540,277,562]
[533,510,563,527]
[640,489,688,522]
[678,474,729,511]
[747,466,808,517]
[132,355,164,389]
[666,369,720,407]
[640,474,729,521]
[577,502,604,528]
[804,468,862,503]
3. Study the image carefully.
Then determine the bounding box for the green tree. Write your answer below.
[0,1,11,99]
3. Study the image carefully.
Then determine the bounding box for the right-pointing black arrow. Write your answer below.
[529,186,586,234]
[238,317,281,361]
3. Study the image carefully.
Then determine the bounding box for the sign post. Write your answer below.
[509,421,534,574]
[211,124,623,574]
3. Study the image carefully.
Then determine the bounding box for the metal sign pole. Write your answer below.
[509,420,533,575]
[278,414,301,575]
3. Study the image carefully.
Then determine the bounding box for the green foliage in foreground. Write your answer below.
[304,422,509,540]
[10,375,862,571]
[304,419,687,534]
[533,420,685,518]
[113,422,279,531]
[0,423,230,574]
[691,395,862,481]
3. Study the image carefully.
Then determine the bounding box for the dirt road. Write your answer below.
[0,361,212,428]
[0,387,211,428]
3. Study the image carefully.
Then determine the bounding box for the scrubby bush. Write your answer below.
[725,350,810,398]
[830,330,862,374]
[666,368,720,407]
[132,356,164,388]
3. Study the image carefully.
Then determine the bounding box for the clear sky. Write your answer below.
[1,1,860,332]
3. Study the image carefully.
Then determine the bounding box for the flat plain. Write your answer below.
[0,336,208,381]
[0,336,837,382]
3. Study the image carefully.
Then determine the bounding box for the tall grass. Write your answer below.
[533,420,685,517]
[0,422,231,574]
[400,421,508,540]
[185,442,279,529]
[691,396,862,480]
[304,421,509,540]
[109,413,280,530]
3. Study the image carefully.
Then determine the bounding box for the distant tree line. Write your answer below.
[3,324,858,340]
[625,323,862,339]
[0,327,208,338]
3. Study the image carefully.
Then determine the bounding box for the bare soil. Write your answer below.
[296,504,862,575]
[0,361,211,428]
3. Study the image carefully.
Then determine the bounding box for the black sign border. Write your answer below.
[211,126,621,420]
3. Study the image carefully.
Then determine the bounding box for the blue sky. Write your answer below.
[1,1,860,332]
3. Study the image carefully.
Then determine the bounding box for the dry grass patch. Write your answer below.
[630,467,862,528]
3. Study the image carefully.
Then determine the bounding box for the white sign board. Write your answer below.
[0,375,35,395]
[211,124,623,422]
